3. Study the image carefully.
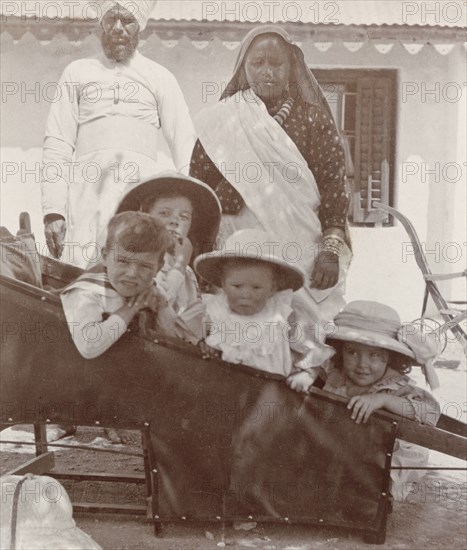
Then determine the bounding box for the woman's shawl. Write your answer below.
[221,25,333,120]
[196,88,322,276]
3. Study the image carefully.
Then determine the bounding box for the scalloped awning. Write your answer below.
[1,1,465,52]
[1,25,463,58]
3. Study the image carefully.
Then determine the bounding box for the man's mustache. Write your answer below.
[101,32,139,61]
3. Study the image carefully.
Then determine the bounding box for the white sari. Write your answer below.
[197,90,350,367]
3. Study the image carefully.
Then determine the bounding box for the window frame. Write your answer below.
[313,68,398,226]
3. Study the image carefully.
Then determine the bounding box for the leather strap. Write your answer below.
[10,476,29,550]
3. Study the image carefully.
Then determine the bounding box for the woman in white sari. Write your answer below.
[190,26,352,385]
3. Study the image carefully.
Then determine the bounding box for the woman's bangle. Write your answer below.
[322,235,344,257]
[323,234,346,247]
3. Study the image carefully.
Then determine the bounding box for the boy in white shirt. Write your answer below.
[61,211,175,443]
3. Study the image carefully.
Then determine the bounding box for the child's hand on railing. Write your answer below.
[199,340,221,360]
[287,370,315,393]
[347,394,388,424]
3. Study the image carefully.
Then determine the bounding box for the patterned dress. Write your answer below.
[190,99,349,232]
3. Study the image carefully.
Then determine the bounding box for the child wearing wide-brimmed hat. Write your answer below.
[194,229,321,391]
[321,300,441,500]
[116,172,221,321]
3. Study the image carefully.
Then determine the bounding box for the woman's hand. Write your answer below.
[347,394,388,424]
[310,250,339,289]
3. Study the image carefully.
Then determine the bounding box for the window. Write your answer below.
[313,69,397,225]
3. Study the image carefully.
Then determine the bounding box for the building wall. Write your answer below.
[1,26,465,320]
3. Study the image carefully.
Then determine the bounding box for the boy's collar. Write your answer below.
[69,263,116,292]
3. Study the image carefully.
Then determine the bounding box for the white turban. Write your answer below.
[96,1,156,31]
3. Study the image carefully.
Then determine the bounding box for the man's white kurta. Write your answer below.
[41,50,196,267]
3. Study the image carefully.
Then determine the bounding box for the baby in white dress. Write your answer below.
[194,229,317,392]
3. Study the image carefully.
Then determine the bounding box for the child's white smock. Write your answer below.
[204,290,295,376]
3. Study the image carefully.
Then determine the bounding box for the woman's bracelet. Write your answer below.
[324,234,346,247]
[321,235,345,257]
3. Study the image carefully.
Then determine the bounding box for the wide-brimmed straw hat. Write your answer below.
[194,229,305,291]
[116,171,221,251]
[0,474,102,549]
[327,301,417,362]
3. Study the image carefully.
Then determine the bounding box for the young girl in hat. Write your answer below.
[321,300,441,500]
[194,229,325,390]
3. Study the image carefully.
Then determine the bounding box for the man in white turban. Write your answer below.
[97,1,154,31]
[41,1,196,267]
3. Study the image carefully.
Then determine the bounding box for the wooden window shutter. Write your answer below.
[353,77,392,224]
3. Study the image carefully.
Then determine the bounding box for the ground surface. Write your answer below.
[1,341,466,550]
